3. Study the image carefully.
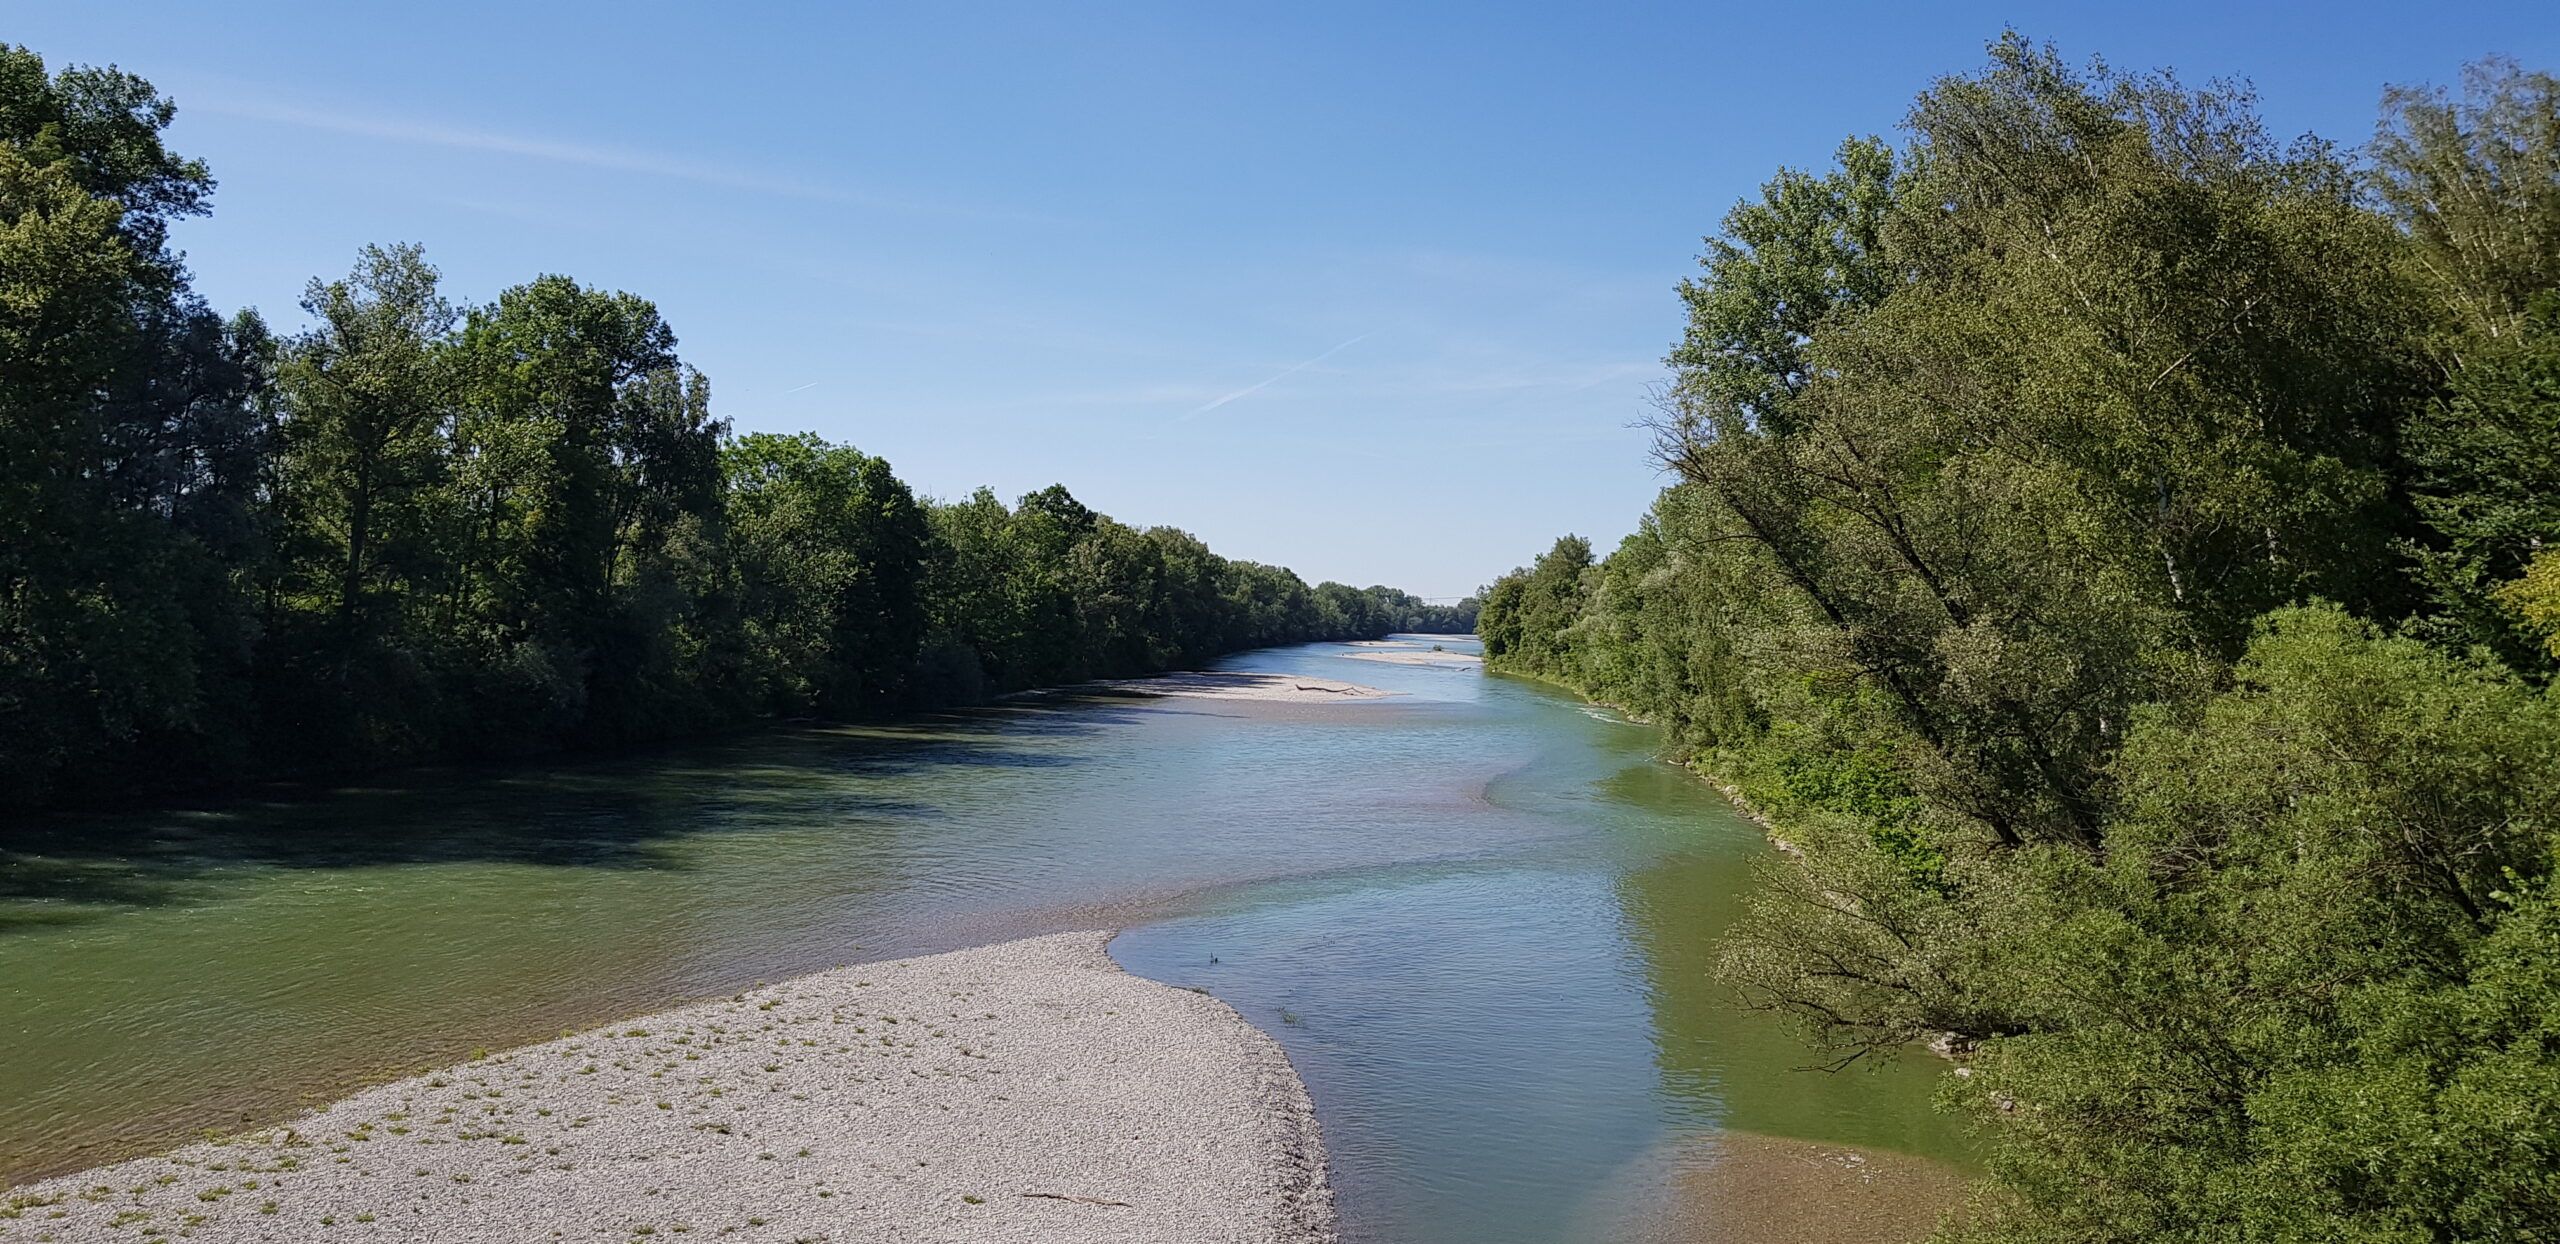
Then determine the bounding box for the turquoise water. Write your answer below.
[0,637,1961,1239]
[1114,641,1962,1241]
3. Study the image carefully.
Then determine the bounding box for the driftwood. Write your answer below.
[1292,683,1360,694]
[1021,1191,1133,1207]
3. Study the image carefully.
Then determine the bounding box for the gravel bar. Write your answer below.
[0,932,1336,1244]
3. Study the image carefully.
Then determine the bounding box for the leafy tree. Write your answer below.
[725,432,928,714]
[1487,38,2560,1244]
[272,245,457,633]
[0,44,1447,809]
[442,275,729,743]
[2404,293,2560,667]
[2376,62,2560,667]
[0,46,264,801]
[1480,535,1592,676]
[2369,58,2560,348]
[1946,608,2560,1242]
[2500,550,2560,661]
[1647,35,2423,852]
[261,245,461,761]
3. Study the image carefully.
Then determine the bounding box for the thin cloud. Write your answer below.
[1186,333,1371,418]
[196,95,1057,225]
[1402,358,1659,397]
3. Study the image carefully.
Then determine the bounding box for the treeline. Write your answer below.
[0,47,1461,809]
[1482,40,2560,1242]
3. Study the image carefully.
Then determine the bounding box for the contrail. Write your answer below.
[1187,333,1370,417]
[190,96,1060,225]
[783,381,821,394]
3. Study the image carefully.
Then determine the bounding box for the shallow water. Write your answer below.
[0,637,1964,1239]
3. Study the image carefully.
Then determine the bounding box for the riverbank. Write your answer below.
[0,932,1336,1244]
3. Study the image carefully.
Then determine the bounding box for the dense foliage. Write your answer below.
[0,47,1468,808]
[1480,38,2560,1242]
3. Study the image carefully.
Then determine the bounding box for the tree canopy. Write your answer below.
[1481,37,2560,1242]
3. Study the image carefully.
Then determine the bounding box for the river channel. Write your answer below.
[0,636,1965,1241]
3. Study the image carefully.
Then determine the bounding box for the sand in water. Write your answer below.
[1593,1130,1969,1244]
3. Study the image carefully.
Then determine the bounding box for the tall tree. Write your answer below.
[1484,38,2560,1244]
[272,244,457,634]
[0,46,264,801]
[725,432,929,715]
[2375,61,2560,667]
[448,276,727,741]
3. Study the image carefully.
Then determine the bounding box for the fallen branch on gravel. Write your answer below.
[1022,1191,1133,1207]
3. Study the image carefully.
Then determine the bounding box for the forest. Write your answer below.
[1479,38,2560,1243]
[0,46,1472,809]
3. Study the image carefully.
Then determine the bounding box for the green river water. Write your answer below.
[0,637,1966,1241]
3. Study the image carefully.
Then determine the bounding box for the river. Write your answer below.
[0,636,1966,1241]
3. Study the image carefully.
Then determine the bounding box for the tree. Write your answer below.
[1652,34,2422,850]
[2369,58,2560,348]
[1945,608,2560,1242]
[1474,537,1593,677]
[2405,293,2560,668]
[273,244,457,634]
[0,46,264,801]
[2375,62,2560,668]
[446,275,728,743]
[726,432,928,715]
[1486,37,2560,1244]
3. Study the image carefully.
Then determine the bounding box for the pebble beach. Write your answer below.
[0,932,1335,1244]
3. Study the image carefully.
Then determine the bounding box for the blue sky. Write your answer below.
[15,3,2559,598]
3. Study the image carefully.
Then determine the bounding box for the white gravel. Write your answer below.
[1078,672,1391,702]
[0,932,1336,1244]
[1337,650,1479,668]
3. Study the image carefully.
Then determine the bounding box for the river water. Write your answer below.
[0,637,1965,1240]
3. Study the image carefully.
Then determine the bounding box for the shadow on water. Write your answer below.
[0,699,1160,931]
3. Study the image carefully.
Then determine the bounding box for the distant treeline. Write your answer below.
[1482,39,2559,1243]
[0,46,1474,808]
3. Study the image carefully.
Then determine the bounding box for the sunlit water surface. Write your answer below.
[0,637,1964,1241]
